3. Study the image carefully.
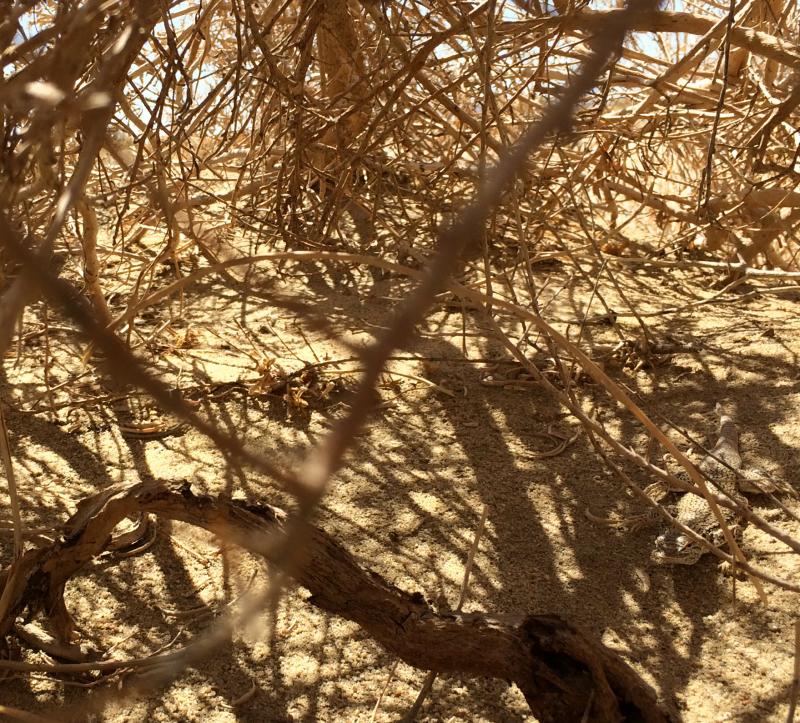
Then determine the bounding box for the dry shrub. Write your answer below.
[1,0,799,720]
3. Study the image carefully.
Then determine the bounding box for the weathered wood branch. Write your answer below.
[499,9,800,68]
[0,481,677,723]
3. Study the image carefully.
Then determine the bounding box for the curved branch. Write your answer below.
[0,481,677,723]
[499,9,800,68]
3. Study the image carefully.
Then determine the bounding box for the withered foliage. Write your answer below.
[0,0,798,719]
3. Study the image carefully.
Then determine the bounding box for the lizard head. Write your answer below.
[650,529,705,566]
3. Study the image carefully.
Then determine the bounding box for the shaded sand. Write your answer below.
[1,256,799,721]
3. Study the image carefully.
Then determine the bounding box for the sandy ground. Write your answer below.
[1,250,799,722]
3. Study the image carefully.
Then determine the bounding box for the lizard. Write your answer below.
[650,403,774,566]
[585,404,775,566]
